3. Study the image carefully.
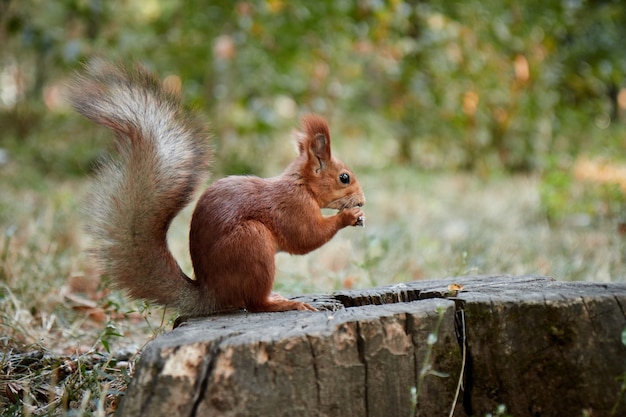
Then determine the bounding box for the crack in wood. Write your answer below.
[355,321,369,417]
[333,286,423,307]
[453,299,473,417]
[189,339,223,417]
[305,335,322,410]
[614,295,626,319]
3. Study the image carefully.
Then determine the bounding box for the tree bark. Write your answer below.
[117,275,626,417]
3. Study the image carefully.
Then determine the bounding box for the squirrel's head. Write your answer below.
[294,114,365,211]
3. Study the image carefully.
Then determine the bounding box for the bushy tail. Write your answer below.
[68,59,211,312]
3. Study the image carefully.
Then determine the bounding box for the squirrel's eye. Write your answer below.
[339,173,350,184]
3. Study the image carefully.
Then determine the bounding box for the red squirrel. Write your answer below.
[68,60,365,317]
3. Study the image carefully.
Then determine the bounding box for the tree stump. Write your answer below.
[117,275,626,417]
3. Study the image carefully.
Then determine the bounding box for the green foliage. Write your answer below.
[540,128,626,224]
[1,0,626,176]
[540,164,583,223]
[99,322,123,354]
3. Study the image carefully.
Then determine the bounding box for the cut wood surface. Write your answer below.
[118,275,626,417]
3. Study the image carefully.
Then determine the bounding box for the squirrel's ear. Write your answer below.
[308,133,329,173]
[300,114,331,164]
[310,133,329,161]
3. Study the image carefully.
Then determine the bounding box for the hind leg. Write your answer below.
[242,226,316,312]
[207,221,316,313]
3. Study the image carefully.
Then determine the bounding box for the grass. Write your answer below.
[1,137,626,414]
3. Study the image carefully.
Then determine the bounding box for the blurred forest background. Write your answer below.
[2,0,626,175]
[2,0,626,413]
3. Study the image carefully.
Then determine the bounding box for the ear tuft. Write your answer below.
[301,114,331,142]
[299,114,331,163]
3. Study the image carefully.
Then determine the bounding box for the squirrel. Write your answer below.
[68,60,365,318]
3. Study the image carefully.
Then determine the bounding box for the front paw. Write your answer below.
[341,207,365,228]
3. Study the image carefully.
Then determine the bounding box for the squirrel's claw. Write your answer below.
[355,215,365,227]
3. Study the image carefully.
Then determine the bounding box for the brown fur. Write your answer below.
[68,60,365,316]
